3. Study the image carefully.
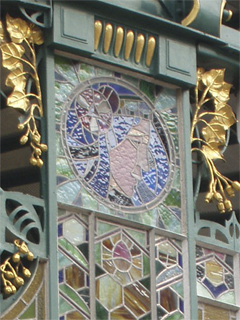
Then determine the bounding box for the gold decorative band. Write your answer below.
[94,20,156,68]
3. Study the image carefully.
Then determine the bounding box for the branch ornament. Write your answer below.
[191,68,240,214]
[0,240,34,295]
[0,14,47,167]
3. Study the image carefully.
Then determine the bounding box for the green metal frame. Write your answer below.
[1,0,239,318]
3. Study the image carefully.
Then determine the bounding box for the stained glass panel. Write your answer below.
[55,56,182,232]
[196,246,235,304]
[95,219,151,319]
[198,303,237,320]
[58,210,90,320]
[155,236,184,319]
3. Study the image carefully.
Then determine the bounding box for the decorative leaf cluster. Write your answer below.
[0,240,34,295]
[0,14,47,167]
[191,68,239,213]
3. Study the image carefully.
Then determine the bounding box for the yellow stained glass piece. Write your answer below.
[205,259,223,286]
[201,304,229,320]
[67,311,85,320]
[103,259,115,274]
[102,246,112,260]
[111,233,121,244]
[96,275,122,310]
[132,256,142,269]
[129,265,142,280]
[66,264,84,290]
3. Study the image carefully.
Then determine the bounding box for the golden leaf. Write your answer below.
[0,20,8,45]
[202,145,223,160]
[210,82,232,103]
[5,63,26,91]
[201,69,225,89]
[6,14,30,44]
[214,103,237,129]
[201,69,232,102]
[29,23,43,45]
[7,89,29,111]
[202,123,226,145]
[1,42,25,70]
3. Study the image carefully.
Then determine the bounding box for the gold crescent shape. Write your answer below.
[181,0,200,26]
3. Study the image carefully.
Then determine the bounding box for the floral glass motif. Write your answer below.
[196,246,235,304]
[95,219,151,319]
[198,303,237,320]
[58,211,90,320]
[55,56,182,233]
[155,236,184,319]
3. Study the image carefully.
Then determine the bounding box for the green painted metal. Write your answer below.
[1,0,240,317]
[183,0,225,37]
[0,188,46,316]
[40,47,59,320]
[180,90,198,320]
[52,3,94,56]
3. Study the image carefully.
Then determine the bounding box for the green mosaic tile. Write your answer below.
[59,284,89,314]
[59,296,74,314]
[59,238,89,269]
[19,300,35,319]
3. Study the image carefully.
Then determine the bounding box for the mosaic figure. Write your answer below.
[62,78,172,212]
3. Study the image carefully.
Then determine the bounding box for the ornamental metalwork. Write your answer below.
[0,188,46,315]
[0,14,47,167]
[0,240,34,295]
[191,68,239,214]
[94,20,156,67]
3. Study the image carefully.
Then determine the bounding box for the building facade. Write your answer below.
[0,0,240,319]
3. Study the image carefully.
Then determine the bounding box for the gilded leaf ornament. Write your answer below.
[191,68,239,213]
[0,14,47,167]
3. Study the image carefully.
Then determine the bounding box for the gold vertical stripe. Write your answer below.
[135,34,145,64]
[125,30,134,60]
[104,23,113,54]
[94,20,102,51]
[146,36,156,67]
[114,27,124,57]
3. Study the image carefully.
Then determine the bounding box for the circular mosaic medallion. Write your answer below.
[62,77,174,213]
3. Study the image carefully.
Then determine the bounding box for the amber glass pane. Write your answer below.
[198,303,237,320]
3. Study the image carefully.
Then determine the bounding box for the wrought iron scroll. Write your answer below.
[195,211,240,252]
[191,68,240,214]
[0,14,47,167]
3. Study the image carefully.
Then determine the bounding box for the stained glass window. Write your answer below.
[155,236,184,319]
[55,56,182,233]
[198,303,237,320]
[196,246,235,304]
[95,219,151,319]
[58,211,90,319]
